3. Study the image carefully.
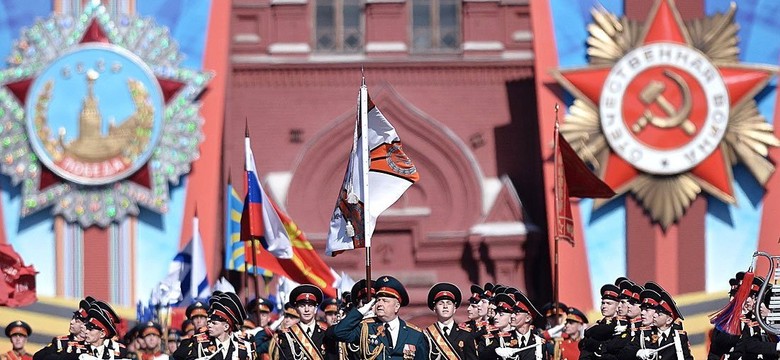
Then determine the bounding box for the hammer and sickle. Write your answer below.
[632,70,696,135]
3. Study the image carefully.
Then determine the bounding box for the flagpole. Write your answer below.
[360,71,372,300]
[243,120,251,304]
[245,122,262,305]
[553,103,564,324]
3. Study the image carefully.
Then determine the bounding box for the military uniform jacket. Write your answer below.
[549,334,580,360]
[173,327,209,360]
[182,332,255,360]
[579,317,617,360]
[33,334,90,360]
[332,308,429,360]
[478,327,546,360]
[0,351,32,360]
[707,327,739,360]
[270,322,332,360]
[732,318,779,360]
[423,322,477,360]
[620,328,691,360]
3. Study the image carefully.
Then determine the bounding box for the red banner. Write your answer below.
[0,244,37,307]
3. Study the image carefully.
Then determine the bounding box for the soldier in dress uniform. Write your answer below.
[626,284,691,360]
[539,303,568,331]
[171,300,210,360]
[463,285,490,335]
[136,322,167,360]
[2,321,32,360]
[269,284,332,360]
[180,321,195,340]
[82,304,129,360]
[509,292,546,360]
[548,308,587,360]
[579,284,620,360]
[423,282,477,360]
[598,280,644,360]
[477,293,517,360]
[731,279,779,360]
[616,288,661,360]
[322,298,341,327]
[33,297,93,360]
[165,330,181,355]
[184,292,255,360]
[332,275,429,360]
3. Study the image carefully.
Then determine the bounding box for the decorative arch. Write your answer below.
[286,83,484,237]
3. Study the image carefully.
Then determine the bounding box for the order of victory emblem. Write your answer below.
[552,0,779,227]
[0,2,211,226]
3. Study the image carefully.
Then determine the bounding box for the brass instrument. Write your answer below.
[753,251,780,335]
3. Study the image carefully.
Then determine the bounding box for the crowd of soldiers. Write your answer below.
[0,272,776,360]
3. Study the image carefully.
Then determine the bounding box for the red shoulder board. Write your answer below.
[483,333,495,339]
[498,332,510,337]
[317,321,329,330]
[676,330,687,335]
[194,333,210,343]
[458,323,472,332]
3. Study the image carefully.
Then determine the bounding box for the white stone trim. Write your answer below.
[501,50,534,60]
[271,0,308,4]
[470,221,528,236]
[382,207,432,217]
[482,177,502,216]
[512,30,533,42]
[234,34,261,44]
[268,42,311,54]
[463,41,504,51]
[366,41,408,53]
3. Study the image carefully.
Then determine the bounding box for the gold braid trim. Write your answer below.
[269,333,280,360]
[359,323,384,360]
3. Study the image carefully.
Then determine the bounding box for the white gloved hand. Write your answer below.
[269,316,284,331]
[776,342,780,352]
[613,325,627,335]
[358,298,376,316]
[496,347,517,359]
[548,323,565,338]
[636,349,654,360]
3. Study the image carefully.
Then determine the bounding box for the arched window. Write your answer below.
[411,0,460,52]
[315,0,363,52]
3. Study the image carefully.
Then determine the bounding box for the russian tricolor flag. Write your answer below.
[241,136,293,259]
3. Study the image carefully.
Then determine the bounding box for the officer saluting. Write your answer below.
[332,275,429,359]
[2,321,32,360]
[424,282,477,360]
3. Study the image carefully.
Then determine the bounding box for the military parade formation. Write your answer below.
[1,272,777,360]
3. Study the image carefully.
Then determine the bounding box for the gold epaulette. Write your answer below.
[194,333,210,343]
[406,322,421,332]
[361,318,376,325]
[675,330,687,335]
[458,323,472,332]
[56,335,69,340]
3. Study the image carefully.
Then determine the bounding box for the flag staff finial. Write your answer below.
[194,203,198,218]
[361,66,366,86]
[245,117,250,137]
[555,103,560,129]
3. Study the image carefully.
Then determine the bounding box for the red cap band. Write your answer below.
[296,293,316,302]
[88,318,110,335]
[377,287,401,300]
[603,290,619,298]
[434,291,455,302]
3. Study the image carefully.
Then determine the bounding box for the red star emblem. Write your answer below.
[554,0,775,205]
[3,20,185,191]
